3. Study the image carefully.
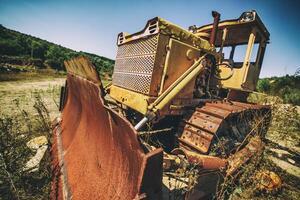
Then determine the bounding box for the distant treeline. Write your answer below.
[1,25,299,105]
[0,24,114,77]
[257,74,300,105]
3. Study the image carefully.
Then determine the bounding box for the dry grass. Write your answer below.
[220,93,300,200]
[0,70,66,82]
[0,76,63,200]
[0,94,54,200]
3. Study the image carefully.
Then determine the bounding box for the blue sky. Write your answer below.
[0,0,299,77]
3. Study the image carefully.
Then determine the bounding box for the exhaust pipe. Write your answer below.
[209,11,221,46]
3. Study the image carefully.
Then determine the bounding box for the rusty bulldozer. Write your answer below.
[51,10,271,200]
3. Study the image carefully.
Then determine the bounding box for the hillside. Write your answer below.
[257,74,300,105]
[0,24,114,77]
[1,25,299,105]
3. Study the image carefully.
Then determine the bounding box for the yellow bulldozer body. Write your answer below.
[110,11,269,115]
[52,10,272,200]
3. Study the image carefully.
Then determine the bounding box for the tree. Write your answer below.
[45,46,67,70]
[257,79,270,93]
[31,40,47,59]
[0,39,24,56]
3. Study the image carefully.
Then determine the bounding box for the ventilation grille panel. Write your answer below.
[112,34,159,95]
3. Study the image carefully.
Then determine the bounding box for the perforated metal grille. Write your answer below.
[114,55,155,74]
[113,73,152,94]
[112,34,159,95]
[116,34,158,57]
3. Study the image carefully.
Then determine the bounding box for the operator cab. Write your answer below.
[195,11,270,92]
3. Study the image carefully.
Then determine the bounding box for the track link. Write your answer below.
[178,100,270,155]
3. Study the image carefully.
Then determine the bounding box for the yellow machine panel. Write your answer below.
[109,85,152,115]
[161,39,201,98]
[110,17,210,113]
[110,11,269,115]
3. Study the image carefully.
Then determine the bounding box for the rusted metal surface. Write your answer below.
[166,137,265,172]
[51,56,163,200]
[51,118,65,200]
[172,148,227,170]
[172,130,267,200]
[178,100,270,154]
[209,11,221,46]
[226,136,264,175]
[178,124,213,153]
[51,120,71,200]
[255,170,282,192]
[162,136,267,200]
[185,151,227,170]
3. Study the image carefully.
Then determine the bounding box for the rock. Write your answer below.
[287,158,296,164]
[23,136,48,172]
[26,136,48,150]
[23,145,48,172]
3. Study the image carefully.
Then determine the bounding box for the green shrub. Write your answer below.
[258,75,300,105]
[257,79,271,93]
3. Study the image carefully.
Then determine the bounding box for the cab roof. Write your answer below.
[195,11,270,47]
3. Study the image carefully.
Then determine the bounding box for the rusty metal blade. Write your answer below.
[51,56,163,200]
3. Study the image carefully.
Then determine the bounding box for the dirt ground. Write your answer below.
[0,78,64,119]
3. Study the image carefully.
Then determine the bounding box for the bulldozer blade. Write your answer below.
[51,56,163,200]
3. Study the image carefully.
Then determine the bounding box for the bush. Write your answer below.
[257,79,271,93]
[29,58,44,69]
[44,59,64,71]
[258,75,300,105]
